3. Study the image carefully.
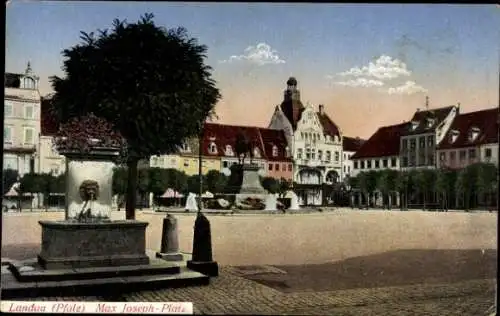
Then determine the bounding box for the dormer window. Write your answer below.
[411,121,420,131]
[469,127,480,142]
[285,146,290,157]
[426,118,435,128]
[449,130,459,143]
[225,145,234,156]
[272,145,278,157]
[253,147,261,158]
[180,142,190,152]
[208,142,217,154]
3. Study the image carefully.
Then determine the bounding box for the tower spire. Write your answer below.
[25,61,32,75]
[425,95,429,110]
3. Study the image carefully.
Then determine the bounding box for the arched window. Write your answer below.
[208,142,217,154]
[23,77,35,89]
[272,145,279,157]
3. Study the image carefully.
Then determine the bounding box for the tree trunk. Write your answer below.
[125,159,139,220]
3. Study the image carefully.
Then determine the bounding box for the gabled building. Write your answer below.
[38,95,66,176]
[4,63,42,176]
[400,101,458,170]
[350,123,406,177]
[199,123,293,181]
[342,136,366,179]
[268,77,344,205]
[437,107,499,169]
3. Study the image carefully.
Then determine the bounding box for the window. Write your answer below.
[334,151,339,162]
[485,148,492,158]
[468,149,476,159]
[275,164,280,171]
[419,137,426,148]
[318,150,323,161]
[297,148,303,159]
[402,157,408,167]
[288,164,292,171]
[402,139,408,150]
[24,104,34,119]
[410,139,416,149]
[348,166,351,172]
[151,156,158,166]
[268,164,273,171]
[5,102,13,117]
[450,151,456,161]
[439,152,446,162]
[3,155,18,170]
[326,151,331,161]
[360,161,365,169]
[184,161,189,167]
[391,158,397,167]
[181,142,190,152]
[311,149,316,160]
[459,150,466,161]
[223,161,228,168]
[4,126,12,144]
[427,136,434,147]
[367,160,372,168]
[225,145,233,156]
[343,166,346,172]
[24,127,34,144]
[354,161,358,169]
[382,159,388,167]
[208,142,217,154]
[23,77,35,89]
[282,163,286,170]
[375,160,380,168]
[343,153,346,160]
[428,154,435,165]
[272,145,278,157]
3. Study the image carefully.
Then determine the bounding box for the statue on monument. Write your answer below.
[235,132,254,165]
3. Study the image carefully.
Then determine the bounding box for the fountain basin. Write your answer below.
[38,220,149,269]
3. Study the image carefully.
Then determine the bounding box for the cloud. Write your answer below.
[220,43,285,66]
[337,55,411,80]
[335,78,384,88]
[387,81,428,95]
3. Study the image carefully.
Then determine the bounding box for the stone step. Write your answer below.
[1,267,209,299]
[9,257,181,283]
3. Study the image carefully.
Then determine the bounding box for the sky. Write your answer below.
[6,2,499,139]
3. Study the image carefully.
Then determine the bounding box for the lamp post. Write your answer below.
[197,125,204,214]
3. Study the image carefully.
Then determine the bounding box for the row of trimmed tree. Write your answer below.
[112,167,292,208]
[347,162,498,211]
[2,169,66,211]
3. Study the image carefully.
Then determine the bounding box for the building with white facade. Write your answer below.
[268,77,346,205]
[437,107,498,169]
[4,63,41,177]
[342,136,365,179]
[400,101,458,170]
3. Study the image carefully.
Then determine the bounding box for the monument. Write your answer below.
[264,193,278,211]
[232,132,269,209]
[185,192,199,212]
[286,190,301,211]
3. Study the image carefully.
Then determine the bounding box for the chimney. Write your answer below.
[319,104,324,114]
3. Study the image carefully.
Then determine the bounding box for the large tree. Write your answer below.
[2,169,19,196]
[49,13,221,219]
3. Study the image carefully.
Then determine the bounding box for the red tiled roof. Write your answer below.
[437,107,498,150]
[40,97,59,136]
[351,123,408,159]
[202,123,291,161]
[317,112,341,138]
[343,136,366,152]
[402,106,456,135]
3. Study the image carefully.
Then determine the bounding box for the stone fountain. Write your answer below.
[3,115,209,298]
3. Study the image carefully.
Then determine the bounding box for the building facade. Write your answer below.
[268,77,345,205]
[400,104,458,170]
[342,136,365,179]
[350,123,406,177]
[437,107,499,169]
[4,63,41,177]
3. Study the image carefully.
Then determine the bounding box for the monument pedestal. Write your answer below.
[37,220,149,269]
[235,164,268,207]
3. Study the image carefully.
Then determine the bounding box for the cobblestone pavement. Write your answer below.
[19,267,495,315]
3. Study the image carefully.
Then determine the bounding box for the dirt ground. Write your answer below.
[2,209,497,266]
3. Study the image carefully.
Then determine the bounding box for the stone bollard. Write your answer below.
[156,214,183,261]
[187,212,219,277]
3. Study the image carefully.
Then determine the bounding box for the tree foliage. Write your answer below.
[205,170,228,194]
[49,13,221,219]
[261,177,280,194]
[2,169,19,195]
